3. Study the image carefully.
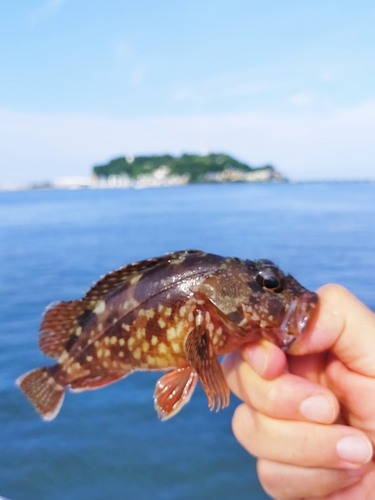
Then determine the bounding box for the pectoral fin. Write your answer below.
[185,326,230,411]
[154,366,198,420]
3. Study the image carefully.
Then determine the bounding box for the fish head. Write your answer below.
[237,259,318,349]
[197,256,318,351]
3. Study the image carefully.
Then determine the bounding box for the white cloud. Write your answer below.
[0,101,374,184]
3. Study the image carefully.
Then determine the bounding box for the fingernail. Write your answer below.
[245,344,269,376]
[337,436,373,465]
[299,394,335,423]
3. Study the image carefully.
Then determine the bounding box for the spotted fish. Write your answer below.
[17,250,318,421]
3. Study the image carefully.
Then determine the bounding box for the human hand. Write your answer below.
[222,284,375,499]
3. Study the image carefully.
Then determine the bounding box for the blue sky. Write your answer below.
[1,0,375,183]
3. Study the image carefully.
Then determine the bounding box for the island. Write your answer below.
[0,153,286,192]
[92,153,286,188]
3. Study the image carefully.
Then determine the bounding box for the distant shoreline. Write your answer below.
[1,179,374,193]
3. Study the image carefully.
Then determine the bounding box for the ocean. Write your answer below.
[0,182,374,500]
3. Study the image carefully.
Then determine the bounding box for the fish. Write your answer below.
[17,250,318,421]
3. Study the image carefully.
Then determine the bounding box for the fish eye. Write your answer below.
[256,270,284,292]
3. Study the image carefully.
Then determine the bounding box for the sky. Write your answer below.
[1,0,375,184]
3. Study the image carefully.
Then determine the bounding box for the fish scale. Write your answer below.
[17,250,318,421]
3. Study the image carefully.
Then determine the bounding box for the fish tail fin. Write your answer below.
[16,367,65,421]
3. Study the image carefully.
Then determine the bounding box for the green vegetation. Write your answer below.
[93,153,281,183]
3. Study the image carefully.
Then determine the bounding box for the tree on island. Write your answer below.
[92,153,285,184]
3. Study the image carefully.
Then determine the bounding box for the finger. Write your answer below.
[232,403,373,469]
[290,284,375,377]
[222,351,339,424]
[257,458,370,499]
[326,356,375,437]
[240,338,287,380]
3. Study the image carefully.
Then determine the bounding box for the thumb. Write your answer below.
[289,284,375,377]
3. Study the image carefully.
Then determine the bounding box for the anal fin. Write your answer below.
[185,325,230,411]
[70,371,130,392]
[154,366,198,420]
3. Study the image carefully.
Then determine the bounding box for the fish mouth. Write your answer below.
[274,291,318,350]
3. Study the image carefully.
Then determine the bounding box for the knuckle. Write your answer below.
[262,378,286,417]
[318,283,348,302]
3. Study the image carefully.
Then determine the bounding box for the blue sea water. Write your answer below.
[0,182,375,500]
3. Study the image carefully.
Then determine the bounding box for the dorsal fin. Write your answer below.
[81,250,205,305]
[39,301,83,358]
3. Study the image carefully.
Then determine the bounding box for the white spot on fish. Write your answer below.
[158,342,168,354]
[151,335,158,346]
[145,309,155,319]
[158,318,166,329]
[130,274,142,285]
[179,306,186,318]
[166,327,177,341]
[147,354,155,365]
[155,356,168,368]
[171,342,181,354]
[58,350,69,363]
[136,328,146,339]
[133,347,141,360]
[195,311,204,326]
[170,255,186,265]
[94,300,106,314]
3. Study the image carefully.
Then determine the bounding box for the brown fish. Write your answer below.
[17,250,318,421]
